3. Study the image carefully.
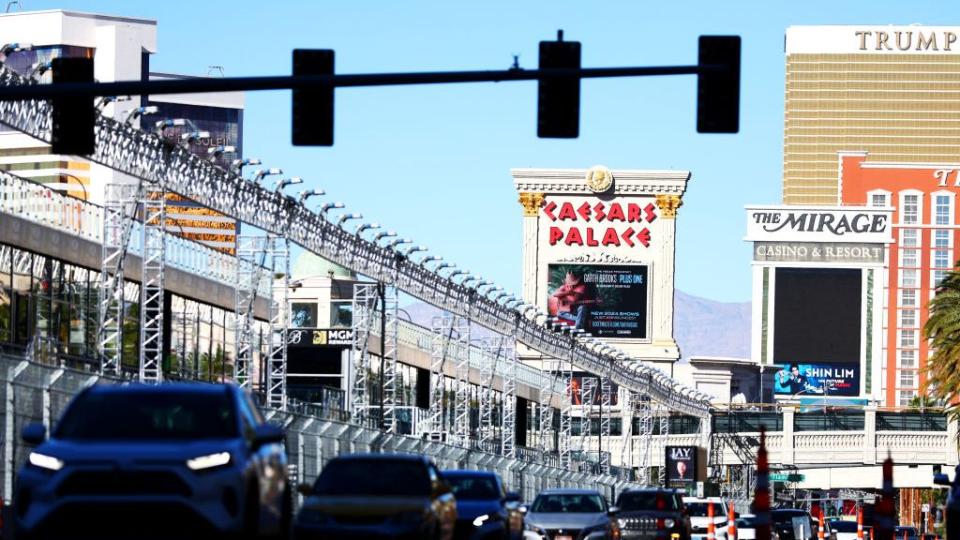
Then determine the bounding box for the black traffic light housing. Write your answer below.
[537,30,581,138]
[292,49,335,146]
[51,56,95,155]
[697,35,741,134]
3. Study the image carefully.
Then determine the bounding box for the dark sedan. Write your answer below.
[444,469,522,540]
[294,453,457,540]
[13,383,290,539]
[616,488,691,540]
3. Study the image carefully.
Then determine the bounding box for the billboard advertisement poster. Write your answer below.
[546,264,648,338]
[569,372,619,406]
[773,363,860,397]
[665,446,697,487]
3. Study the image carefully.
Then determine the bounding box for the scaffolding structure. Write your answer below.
[577,377,596,468]
[234,235,267,389]
[428,315,455,435]
[478,337,501,453]
[657,403,670,486]
[635,395,653,485]
[599,377,612,473]
[499,339,517,458]
[138,188,165,382]
[350,283,377,424]
[452,318,472,445]
[380,284,399,434]
[538,357,557,453]
[619,389,635,470]
[98,182,137,375]
[558,358,574,469]
[265,235,289,408]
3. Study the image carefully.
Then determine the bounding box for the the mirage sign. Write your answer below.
[745,206,893,244]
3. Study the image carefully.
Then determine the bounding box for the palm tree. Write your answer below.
[924,263,960,408]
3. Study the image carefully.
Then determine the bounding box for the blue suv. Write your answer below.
[443,470,522,540]
[14,383,290,539]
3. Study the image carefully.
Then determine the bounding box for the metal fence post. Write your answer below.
[3,361,28,505]
[42,368,65,432]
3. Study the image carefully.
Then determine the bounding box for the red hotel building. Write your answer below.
[840,152,959,406]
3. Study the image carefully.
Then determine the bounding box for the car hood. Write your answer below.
[34,438,242,463]
[526,512,608,530]
[455,500,502,520]
[303,495,430,517]
[619,510,682,519]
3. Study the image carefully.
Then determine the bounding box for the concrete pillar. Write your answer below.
[782,407,795,465]
[517,192,544,304]
[948,414,959,466]
[863,405,877,465]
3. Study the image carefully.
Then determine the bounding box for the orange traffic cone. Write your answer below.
[728,501,737,540]
[708,501,716,540]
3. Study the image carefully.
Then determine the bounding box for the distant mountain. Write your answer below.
[402,290,751,359]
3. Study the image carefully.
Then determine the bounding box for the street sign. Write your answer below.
[922,504,930,513]
[770,473,805,482]
[697,482,705,498]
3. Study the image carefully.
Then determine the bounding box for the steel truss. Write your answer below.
[498,339,517,458]
[266,235,289,408]
[351,284,377,424]
[452,318,471,446]
[98,182,138,375]
[139,188,165,382]
[657,402,670,486]
[577,377,597,467]
[538,357,557,454]
[0,64,709,418]
[234,235,267,389]
[428,315,455,435]
[635,395,653,485]
[619,389,635,470]
[558,358,573,469]
[599,377,612,473]
[478,337,502,453]
[380,284,399,434]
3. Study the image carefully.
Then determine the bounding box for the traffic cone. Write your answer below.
[819,506,825,540]
[754,429,771,540]
[729,501,737,540]
[857,506,864,540]
[708,501,716,540]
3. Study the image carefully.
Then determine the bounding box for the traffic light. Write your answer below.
[696,35,741,134]
[51,56,95,155]
[537,31,580,138]
[292,49,335,146]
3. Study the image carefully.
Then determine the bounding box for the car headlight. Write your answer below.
[473,514,490,527]
[28,452,63,471]
[525,521,548,534]
[664,519,676,528]
[186,451,231,471]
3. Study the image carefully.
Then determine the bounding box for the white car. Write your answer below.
[683,497,729,540]
[735,514,757,540]
[830,519,868,540]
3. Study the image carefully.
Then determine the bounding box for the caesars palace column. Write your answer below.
[513,166,689,371]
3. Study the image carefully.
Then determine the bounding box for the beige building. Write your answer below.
[783,25,960,205]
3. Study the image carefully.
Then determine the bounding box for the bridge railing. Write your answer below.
[0,170,271,296]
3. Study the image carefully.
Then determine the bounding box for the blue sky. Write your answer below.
[25,0,957,301]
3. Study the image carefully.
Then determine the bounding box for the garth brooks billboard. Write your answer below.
[547,264,648,338]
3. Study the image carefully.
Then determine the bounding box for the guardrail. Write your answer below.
[0,170,271,297]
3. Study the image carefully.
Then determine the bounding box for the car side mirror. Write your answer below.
[608,506,620,516]
[505,492,521,503]
[934,473,951,486]
[297,482,313,496]
[21,423,45,445]
[252,424,284,449]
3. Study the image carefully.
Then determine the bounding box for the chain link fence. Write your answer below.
[0,353,637,512]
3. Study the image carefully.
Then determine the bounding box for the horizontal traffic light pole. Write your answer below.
[0,64,725,100]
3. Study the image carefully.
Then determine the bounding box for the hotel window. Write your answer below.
[935,230,951,249]
[900,330,916,348]
[900,350,916,368]
[934,270,948,286]
[900,249,919,268]
[900,269,918,288]
[899,370,916,388]
[871,193,888,207]
[900,309,916,328]
[902,194,919,224]
[934,250,950,269]
[901,289,917,307]
[900,229,919,248]
[899,390,917,407]
[935,194,953,226]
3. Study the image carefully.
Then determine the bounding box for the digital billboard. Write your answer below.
[773,267,862,396]
[773,363,860,397]
[665,445,697,488]
[546,264,648,338]
[569,372,619,406]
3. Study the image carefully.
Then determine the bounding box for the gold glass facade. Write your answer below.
[784,53,960,205]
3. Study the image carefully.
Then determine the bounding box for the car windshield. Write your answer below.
[773,510,808,524]
[446,475,500,500]
[54,389,237,440]
[685,503,720,516]
[832,521,859,532]
[897,528,919,536]
[618,492,679,511]
[737,516,758,527]
[532,493,606,513]
[313,460,430,497]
